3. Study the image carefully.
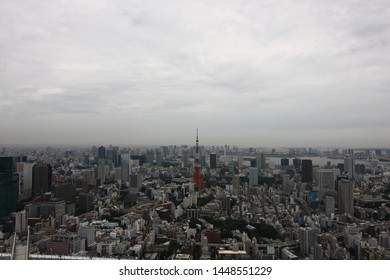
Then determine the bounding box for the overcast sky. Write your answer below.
[1,0,390,148]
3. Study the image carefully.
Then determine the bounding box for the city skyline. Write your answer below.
[1,0,390,147]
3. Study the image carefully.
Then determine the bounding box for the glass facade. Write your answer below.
[0,157,17,218]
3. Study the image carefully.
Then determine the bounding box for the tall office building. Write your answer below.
[32,163,52,197]
[249,167,258,186]
[160,146,169,157]
[0,157,17,218]
[238,156,243,168]
[324,196,335,217]
[107,145,118,166]
[344,153,356,180]
[210,153,217,169]
[256,154,266,170]
[129,174,142,195]
[299,227,316,256]
[293,158,302,169]
[182,146,189,166]
[78,193,94,213]
[112,146,119,167]
[281,158,289,167]
[98,146,106,160]
[13,210,27,232]
[232,175,240,195]
[14,170,23,201]
[317,169,338,191]
[107,146,114,164]
[97,159,106,184]
[121,153,130,182]
[21,163,34,201]
[301,159,313,183]
[338,179,354,216]
[146,149,155,166]
[155,150,163,166]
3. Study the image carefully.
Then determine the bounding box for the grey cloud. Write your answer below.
[1,0,390,146]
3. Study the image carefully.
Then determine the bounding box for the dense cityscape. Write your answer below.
[1,132,390,260]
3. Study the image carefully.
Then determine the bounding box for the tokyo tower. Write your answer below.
[192,129,203,188]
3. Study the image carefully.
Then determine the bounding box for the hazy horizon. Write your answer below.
[1,141,389,151]
[1,0,389,147]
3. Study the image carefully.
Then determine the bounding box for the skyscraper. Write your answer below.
[13,210,27,232]
[281,158,289,167]
[232,175,240,195]
[32,163,52,197]
[97,159,106,184]
[146,149,155,166]
[121,153,130,182]
[181,146,189,167]
[155,150,163,166]
[301,159,313,183]
[98,146,106,160]
[344,152,356,180]
[129,174,142,195]
[209,153,217,169]
[0,157,17,218]
[112,146,119,167]
[324,196,335,217]
[238,155,243,168]
[249,167,258,186]
[293,158,302,169]
[299,227,316,256]
[107,145,119,166]
[19,162,34,201]
[317,169,339,191]
[338,179,354,216]
[256,153,266,170]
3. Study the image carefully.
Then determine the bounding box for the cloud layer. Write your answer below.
[1,0,390,147]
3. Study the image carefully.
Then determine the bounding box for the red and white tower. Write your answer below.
[192,129,203,188]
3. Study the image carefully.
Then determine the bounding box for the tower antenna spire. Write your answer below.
[192,128,203,188]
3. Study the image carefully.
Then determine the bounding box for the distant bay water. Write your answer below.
[266,156,377,167]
